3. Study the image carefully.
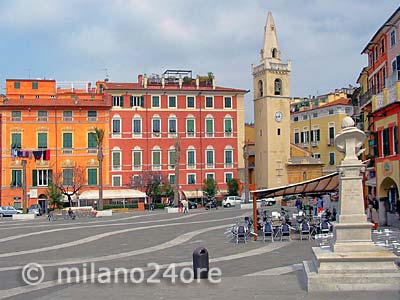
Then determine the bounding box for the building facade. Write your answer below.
[0,79,110,209]
[290,96,354,174]
[103,70,247,200]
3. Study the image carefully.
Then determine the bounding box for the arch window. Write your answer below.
[272,48,278,58]
[274,78,282,95]
[258,80,263,97]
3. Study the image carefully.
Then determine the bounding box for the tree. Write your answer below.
[94,127,105,210]
[202,178,218,200]
[227,178,239,196]
[45,183,63,209]
[52,166,85,207]
[131,171,169,203]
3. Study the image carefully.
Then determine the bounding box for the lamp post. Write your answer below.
[22,160,27,213]
[243,140,250,204]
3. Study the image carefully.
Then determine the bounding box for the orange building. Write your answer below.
[0,79,110,210]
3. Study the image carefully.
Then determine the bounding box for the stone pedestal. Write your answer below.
[302,117,400,291]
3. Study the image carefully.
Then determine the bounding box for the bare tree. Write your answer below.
[52,166,85,207]
[130,171,170,203]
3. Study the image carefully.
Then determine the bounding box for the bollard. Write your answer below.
[193,247,209,279]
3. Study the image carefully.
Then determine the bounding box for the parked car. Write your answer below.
[0,206,23,217]
[205,199,218,210]
[258,198,276,206]
[28,204,42,216]
[222,196,242,208]
[188,201,198,209]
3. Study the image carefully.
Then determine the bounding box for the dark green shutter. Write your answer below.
[206,120,213,133]
[48,170,53,184]
[120,96,124,107]
[394,126,398,154]
[32,170,37,187]
[311,130,315,142]
[88,133,96,148]
[12,133,21,148]
[187,120,194,132]
[130,96,134,107]
[38,133,47,148]
[140,96,144,107]
[63,133,72,148]
[374,132,379,157]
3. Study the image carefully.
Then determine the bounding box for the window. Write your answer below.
[32,169,51,187]
[130,95,144,107]
[11,133,22,148]
[133,117,142,135]
[272,48,278,58]
[224,97,232,108]
[11,170,22,187]
[394,126,398,155]
[205,118,214,137]
[112,151,121,171]
[112,96,123,107]
[294,131,300,144]
[381,38,385,54]
[152,118,161,134]
[206,173,214,180]
[328,126,335,144]
[168,118,177,134]
[112,176,122,187]
[152,150,161,170]
[63,111,73,122]
[311,129,320,144]
[303,115,308,120]
[11,111,21,121]
[188,174,196,185]
[328,109,334,115]
[277,128,281,135]
[225,173,233,183]
[133,151,142,170]
[382,128,390,156]
[63,133,72,153]
[112,119,121,134]
[313,153,321,160]
[152,96,160,108]
[224,118,232,137]
[63,169,73,185]
[301,131,309,144]
[187,150,196,168]
[169,174,176,185]
[132,175,142,186]
[274,78,282,95]
[168,150,176,169]
[87,169,97,185]
[187,96,195,108]
[168,96,177,108]
[186,119,195,137]
[312,113,318,118]
[206,149,214,168]
[38,111,48,122]
[205,96,213,108]
[88,132,96,153]
[258,80,263,97]
[14,82,20,89]
[38,133,47,149]
[225,149,233,168]
[32,82,38,89]
[375,46,378,61]
[293,116,298,122]
[329,153,335,166]
[345,107,351,115]
[88,111,97,121]
[391,30,396,47]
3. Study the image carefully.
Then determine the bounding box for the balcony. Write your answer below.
[311,141,319,147]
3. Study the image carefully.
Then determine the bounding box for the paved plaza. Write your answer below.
[0,208,398,300]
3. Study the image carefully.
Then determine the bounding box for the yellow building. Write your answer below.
[290,97,354,174]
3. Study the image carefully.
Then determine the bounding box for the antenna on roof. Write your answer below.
[102,68,109,81]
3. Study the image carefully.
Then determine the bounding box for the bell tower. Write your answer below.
[252,12,291,189]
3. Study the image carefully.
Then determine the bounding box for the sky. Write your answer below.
[0,0,399,122]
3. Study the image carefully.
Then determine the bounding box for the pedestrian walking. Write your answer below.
[295,197,302,213]
[317,197,324,214]
[313,197,318,216]
[182,199,189,214]
[178,200,183,213]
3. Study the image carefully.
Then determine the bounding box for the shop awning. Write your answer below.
[182,190,203,198]
[79,189,147,200]
[251,172,339,199]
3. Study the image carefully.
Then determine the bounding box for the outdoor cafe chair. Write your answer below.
[300,220,311,241]
[263,222,274,242]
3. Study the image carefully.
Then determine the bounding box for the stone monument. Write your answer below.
[302,116,400,291]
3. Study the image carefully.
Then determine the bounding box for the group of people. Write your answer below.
[294,196,325,216]
[178,199,189,214]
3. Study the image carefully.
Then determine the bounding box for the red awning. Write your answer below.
[251,172,339,199]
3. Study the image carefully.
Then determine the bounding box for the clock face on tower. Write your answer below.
[275,111,283,122]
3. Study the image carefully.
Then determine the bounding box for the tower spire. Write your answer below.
[261,11,280,63]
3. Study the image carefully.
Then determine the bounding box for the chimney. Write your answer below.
[212,77,216,90]
[178,76,183,89]
[196,76,199,90]
[143,74,148,89]
[138,74,143,84]
[161,75,165,88]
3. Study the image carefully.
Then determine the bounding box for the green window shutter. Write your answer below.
[32,82,38,89]
[225,150,232,164]
[120,96,124,107]
[188,151,195,164]
[225,119,232,132]
[294,133,299,144]
[206,120,213,133]
[38,133,47,148]
[113,152,121,168]
[169,151,175,166]
[88,169,97,185]
[311,130,315,142]
[48,170,53,184]
[329,127,335,139]
[15,170,22,187]
[394,126,398,154]
[134,152,141,166]
[12,133,22,148]
[187,119,194,132]
[317,129,320,141]
[32,170,37,187]
[206,151,213,164]
[63,133,72,148]
[153,152,160,165]
[130,96,134,107]
[140,96,144,107]
[170,175,175,185]
[88,133,96,148]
